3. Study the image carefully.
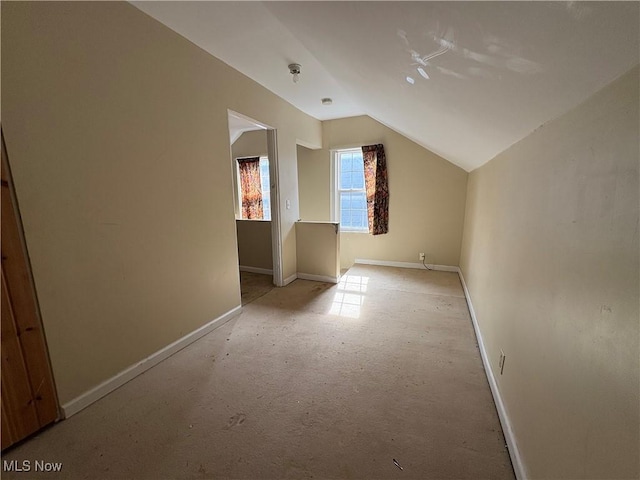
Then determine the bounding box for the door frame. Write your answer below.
[227,110,283,286]
[266,128,283,286]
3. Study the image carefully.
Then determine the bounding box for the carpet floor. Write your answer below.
[1,265,514,479]
[240,271,275,306]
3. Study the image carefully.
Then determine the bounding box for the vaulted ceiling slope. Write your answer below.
[132,1,639,172]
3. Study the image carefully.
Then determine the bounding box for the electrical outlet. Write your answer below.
[499,350,506,375]
[419,253,425,261]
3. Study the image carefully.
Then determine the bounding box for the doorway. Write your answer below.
[228,111,283,300]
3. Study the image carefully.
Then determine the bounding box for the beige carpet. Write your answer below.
[240,271,275,306]
[1,265,514,479]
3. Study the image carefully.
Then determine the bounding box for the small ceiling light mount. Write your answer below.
[321,98,333,106]
[288,63,301,83]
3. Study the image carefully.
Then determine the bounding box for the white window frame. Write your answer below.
[237,156,271,221]
[331,148,368,233]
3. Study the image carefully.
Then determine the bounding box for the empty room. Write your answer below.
[1,2,638,479]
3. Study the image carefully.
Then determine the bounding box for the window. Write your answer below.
[259,157,271,221]
[333,149,367,232]
[237,156,270,221]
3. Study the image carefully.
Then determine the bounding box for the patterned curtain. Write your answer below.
[362,144,389,235]
[237,157,264,219]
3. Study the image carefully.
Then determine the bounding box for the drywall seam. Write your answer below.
[283,273,298,286]
[62,305,243,418]
[457,268,527,479]
[239,266,274,275]
[354,258,459,272]
[296,272,340,284]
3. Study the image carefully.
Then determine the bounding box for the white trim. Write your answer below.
[457,269,527,480]
[354,258,459,272]
[283,273,298,286]
[239,266,273,275]
[227,110,270,130]
[329,141,370,151]
[235,160,242,216]
[296,138,321,150]
[267,129,284,287]
[62,305,242,419]
[332,148,368,229]
[330,151,337,223]
[296,272,340,284]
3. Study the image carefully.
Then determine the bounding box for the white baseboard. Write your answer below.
[62,305,242,419]
[457,269,527,480]
[296,272,340,284]
[354,258,459,272]
[239,265,273,275]
[283,273,298,286]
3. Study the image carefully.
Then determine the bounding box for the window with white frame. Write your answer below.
[237,156,271,221]
[332,148,367,232]
[259,157,271,221]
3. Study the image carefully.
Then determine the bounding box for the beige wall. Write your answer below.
[460,66,639,478]
[297,116,468,269]
[236,220,272,271]
[2,1,320,404]
[232,130,268,157]
[231,130,268,218]
[296,222,340,281]
[277,130,306,281]
[297,145,331,222]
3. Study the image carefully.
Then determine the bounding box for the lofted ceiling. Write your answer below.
[132,1,639,171]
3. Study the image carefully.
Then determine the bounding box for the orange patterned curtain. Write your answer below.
[237,157,264,219]
[362,144,389,235]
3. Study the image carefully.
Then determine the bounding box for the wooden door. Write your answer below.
[1,131,59,450]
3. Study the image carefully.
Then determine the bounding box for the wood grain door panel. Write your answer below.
[1,131,59,450]
[1,269,41,449]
